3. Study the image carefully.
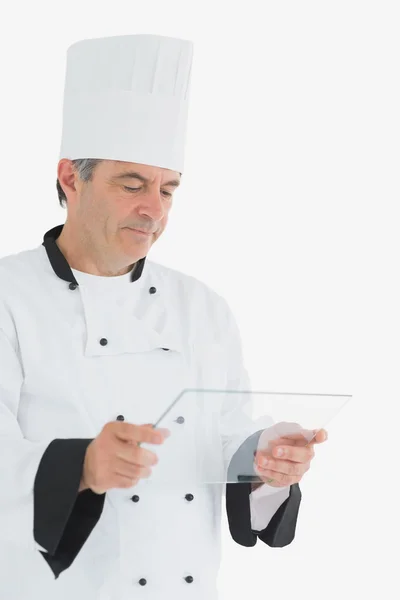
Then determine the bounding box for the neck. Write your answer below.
[56,221,135,277]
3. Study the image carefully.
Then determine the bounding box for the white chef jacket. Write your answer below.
[0,224,301,600]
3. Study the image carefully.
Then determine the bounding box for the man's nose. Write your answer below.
[137,189,166,222]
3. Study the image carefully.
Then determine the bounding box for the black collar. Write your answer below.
[42,224,146,285]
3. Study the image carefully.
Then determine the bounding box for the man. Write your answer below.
[0,34,327,599]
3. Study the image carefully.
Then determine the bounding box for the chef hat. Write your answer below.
[58,34,194,173]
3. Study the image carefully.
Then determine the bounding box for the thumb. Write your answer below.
[141,423,171,439]
[310,428,328,443]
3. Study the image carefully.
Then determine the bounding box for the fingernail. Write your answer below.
[259,457,268,467]
[276,447,284,457]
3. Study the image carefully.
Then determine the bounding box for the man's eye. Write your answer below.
[123,186,171,197]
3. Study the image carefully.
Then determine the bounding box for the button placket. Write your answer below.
[98,280,196,590]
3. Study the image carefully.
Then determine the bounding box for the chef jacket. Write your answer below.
[0,224,302,600]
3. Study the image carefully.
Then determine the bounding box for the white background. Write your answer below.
[0,1,398,598]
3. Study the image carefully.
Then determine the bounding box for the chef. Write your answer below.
[0,34,327,600]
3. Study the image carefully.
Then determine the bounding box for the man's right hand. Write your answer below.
[79,422,170,494]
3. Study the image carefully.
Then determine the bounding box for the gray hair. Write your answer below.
[56,158,182,207]
[56,159,103,208]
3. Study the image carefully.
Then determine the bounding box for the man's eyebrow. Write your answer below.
[114,171,181,188]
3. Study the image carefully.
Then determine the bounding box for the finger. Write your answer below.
[140,423,171,437]
[280,433,315,446]
[264,434,313,449]
[114,422,166,445]
[281,432,312,440]
[311,429,328,443]
[281,428,328,446]
[115,461,152,481]
[269,444,315,463]
[258,437,299,454]
[256,456,306,477]
[142,424,171,439]
[117,445,159,467]
[257,432,318,455]
[270,436,298,446]
[256,467,300,486]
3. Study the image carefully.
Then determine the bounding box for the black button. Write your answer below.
[184,576,194,583]
[185,494,194,502]
[116,415,125,421]
[69,283,77,290]
[176,416,185,424]
[138,578,147,586]
[149,286,157,294]
[131,495,140,503]
[99,338,108,346]
[161,347,170,351]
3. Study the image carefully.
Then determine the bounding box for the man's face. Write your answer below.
[67,159,181,264]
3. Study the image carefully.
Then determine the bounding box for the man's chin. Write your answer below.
[120,228,152,258]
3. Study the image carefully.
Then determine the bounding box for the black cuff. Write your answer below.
[34,438,106,578]
[225,430,264,547]
[226,479,257,546]
[256,483,302,547]
[225,431,302,548]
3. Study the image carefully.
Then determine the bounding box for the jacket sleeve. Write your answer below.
[217,297,302,547]
[0,325,105,579]
[34,438,106,578]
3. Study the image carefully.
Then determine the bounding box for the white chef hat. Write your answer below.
[59,34,193,173]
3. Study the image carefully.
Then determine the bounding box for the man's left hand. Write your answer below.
[253,428,328,489]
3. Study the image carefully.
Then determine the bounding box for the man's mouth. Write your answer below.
[126,228,153,236]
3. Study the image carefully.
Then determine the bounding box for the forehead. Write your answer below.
[109,160,180,182]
